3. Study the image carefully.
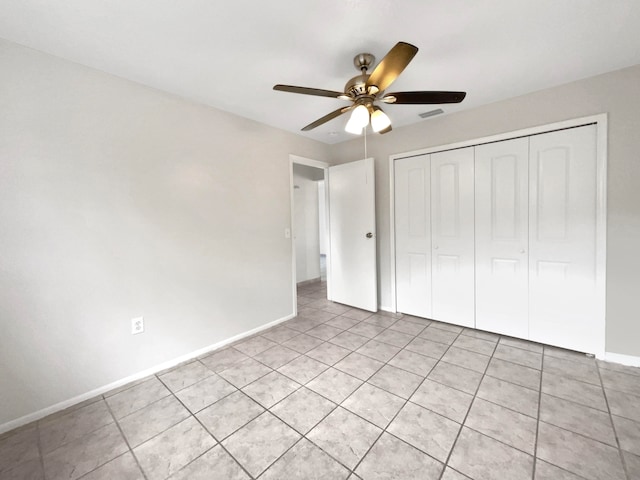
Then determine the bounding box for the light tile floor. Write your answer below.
[2,280,640,479]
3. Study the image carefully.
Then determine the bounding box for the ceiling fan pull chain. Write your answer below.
[364,124,368,159]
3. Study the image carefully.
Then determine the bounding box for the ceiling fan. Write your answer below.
[274,42,466,135]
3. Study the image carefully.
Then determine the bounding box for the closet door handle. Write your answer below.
[434,245,439,250]
[520,249,526,254]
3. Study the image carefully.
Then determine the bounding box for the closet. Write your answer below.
[394,123,602,354]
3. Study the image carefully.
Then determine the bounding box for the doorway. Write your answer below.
[290,156,330,312]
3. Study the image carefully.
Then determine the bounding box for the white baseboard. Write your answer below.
[0,312,295,435]
[604,352,640,368]
[379,305,395,313]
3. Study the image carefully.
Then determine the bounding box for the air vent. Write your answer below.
[419,108,444,119]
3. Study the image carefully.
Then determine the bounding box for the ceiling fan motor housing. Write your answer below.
[345,53,377,98]
[345,73,371,98]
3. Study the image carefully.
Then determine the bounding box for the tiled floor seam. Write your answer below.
[35,416,47,480]
[596,360,632,480]
[437,331,500,480]
[531,353,543,480]
[531,347,544,480]
[38,404,118,458]
[166,379,256,480]
[351,327,469,479]
[103,394,150,480]
[228,345,344,473]
[289,320,455,477]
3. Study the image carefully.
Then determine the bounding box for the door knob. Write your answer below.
[434,245,439,250]
[520,249,526,253]
[366,232,373,238]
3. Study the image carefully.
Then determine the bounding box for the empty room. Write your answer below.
[1,1,640,479]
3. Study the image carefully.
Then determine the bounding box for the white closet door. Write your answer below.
[394,155,431,318]
[529,125,598,353]
[431,147,475,327]
[475,138,529,337]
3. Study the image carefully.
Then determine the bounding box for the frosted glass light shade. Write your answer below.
[345,114,363,134]
[371,108,391,133]
[345,104,369,134]
[352,104,370,127]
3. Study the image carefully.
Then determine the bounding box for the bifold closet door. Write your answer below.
[475,138,529,338]
[394,155,431,318]
[431,147,475,327]
[529,125,599,353]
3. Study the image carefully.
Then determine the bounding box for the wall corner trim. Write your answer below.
[0,312,295,435]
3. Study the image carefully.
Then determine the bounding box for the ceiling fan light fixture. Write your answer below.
[345,104,369,134]
[345,114,364,135]
[352,104,370,126]
[274,42,467,134]
[371,107,391,133]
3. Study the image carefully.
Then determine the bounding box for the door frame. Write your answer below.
[289,154,331,316]
[388,113,608,358]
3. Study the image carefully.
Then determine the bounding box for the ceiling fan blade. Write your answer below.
[301,106,353,131]
[366,42,418,93]
[383,91,467,104]
[274,84,346,99]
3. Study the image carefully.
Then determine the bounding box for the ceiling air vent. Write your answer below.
[419,108,444,119]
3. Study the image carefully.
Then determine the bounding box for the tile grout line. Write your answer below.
[35,414,47,479]
[435,329,500,480]
[596,360,632,480]
[531,348,546,480]
[341,324,470,478]
[103,395,150,480]
[202,320,359,478]
[255,323,376,478]
[260,306,394,476]
[262,310,555,476]
[330,329,444,476]
[155,374,257,480]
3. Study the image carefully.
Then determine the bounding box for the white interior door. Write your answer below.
[431,147,475,327]
[529,125,598,353]
[328,158,377,312]
[475,138,530,337]
[394,154,431,318]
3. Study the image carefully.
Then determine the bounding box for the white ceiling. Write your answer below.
[2,0,640,144]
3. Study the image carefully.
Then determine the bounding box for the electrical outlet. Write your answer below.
[131,316,144,335]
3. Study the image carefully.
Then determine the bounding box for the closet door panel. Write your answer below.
[475,138,529,337]
[529,125,598,353]
[394,155,431,317]
[431,147,475,327]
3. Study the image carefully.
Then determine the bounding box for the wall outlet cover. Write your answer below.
[131,316,144,335]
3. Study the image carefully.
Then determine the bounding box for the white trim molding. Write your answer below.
[0,312,295,435]
[604,352,640,368]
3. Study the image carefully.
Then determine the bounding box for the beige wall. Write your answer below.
[330,64,640,358]
[0,40,329,428]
